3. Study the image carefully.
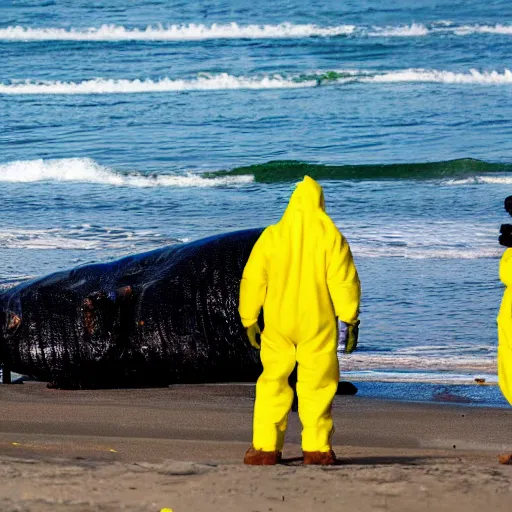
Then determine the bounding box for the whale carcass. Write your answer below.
[0,229,264,389]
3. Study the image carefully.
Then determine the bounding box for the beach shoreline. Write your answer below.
[1,382,512,511]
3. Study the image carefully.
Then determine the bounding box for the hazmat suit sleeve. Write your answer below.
[239,228,271,328]
[326,225,361,325]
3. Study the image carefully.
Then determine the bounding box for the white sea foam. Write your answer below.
[2,69,511,96]
[445,175,512,185]
[340,370,498,385]
[0,231,99,250]
[363,68,512,84]
[344,219,501,260]
[338,343,498,384]
[368,23,429,37]
[452,24,512,35]
[0,75,316,95]
[0,224,184,251]
[3,23,512,42]
[340,352,496,374]
[353,245,502,260]
[367,22,512,37]
[0,158,253,187]
[368,23,512,37]
[0,23,355,41]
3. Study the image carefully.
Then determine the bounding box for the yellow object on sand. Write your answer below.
[498,248,512,405]
[239,176,361,452]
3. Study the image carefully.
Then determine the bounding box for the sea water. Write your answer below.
[1,0,512,390]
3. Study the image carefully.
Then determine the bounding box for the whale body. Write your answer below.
[0,229,264,389]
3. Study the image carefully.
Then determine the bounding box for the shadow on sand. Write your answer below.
[280,455,442,466]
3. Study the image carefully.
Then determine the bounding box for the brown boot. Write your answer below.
[303,449,337,466]
[243,446,282,465]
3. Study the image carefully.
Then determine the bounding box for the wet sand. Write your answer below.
[1,381,512,511]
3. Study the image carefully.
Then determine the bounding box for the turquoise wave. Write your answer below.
[206,158,512,183]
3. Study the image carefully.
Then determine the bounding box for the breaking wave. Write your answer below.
[369,22,512,37]
[368,23,430,37]
[2,69,512,95]
[450,24,512,35]
[209,158,512,182]
[0,159,505,261]
[0,23,355,41]
[2,22,512,41]
[2,157,512,187]
[0,158,253,187]
[0,75,314,94]
[364,68,512,84]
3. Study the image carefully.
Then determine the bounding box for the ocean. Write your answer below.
[1,0,512,395]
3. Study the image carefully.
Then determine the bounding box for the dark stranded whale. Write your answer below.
[0,229,265,389]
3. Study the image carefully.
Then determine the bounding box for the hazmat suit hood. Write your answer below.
[279,175,325,223]
[274,176,327,248]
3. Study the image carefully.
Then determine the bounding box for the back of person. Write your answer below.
[262,198,335,342]
[239,175,361,466]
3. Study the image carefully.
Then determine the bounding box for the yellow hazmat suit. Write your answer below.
[498,248,512,405]
[239,176,361,455]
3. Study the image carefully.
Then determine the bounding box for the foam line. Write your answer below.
[3,23,512,42]
[0,74,317,94]
[363,68,512,84]
[0,157,253,187]
[2,69,512,96]
[0,23,355,41]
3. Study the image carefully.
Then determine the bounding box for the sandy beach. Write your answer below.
[0,382,511,511]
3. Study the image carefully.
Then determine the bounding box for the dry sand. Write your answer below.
[1,381,512,511]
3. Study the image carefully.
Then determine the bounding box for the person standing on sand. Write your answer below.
[239,175,361,466]
[497,196,512,406]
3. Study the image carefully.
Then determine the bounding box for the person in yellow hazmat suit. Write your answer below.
[497,200,512,406]
[239,175,361,466]
[497,246,512,405]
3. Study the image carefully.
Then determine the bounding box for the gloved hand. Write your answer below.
[344,320,360,354]
[246,323,261,350]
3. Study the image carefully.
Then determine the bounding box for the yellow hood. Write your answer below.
[280,175,325,220]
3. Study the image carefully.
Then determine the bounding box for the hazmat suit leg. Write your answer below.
[296,326,339,453]
[252,329,296,452]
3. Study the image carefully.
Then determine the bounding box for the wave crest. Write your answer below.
[2,69,512,95]
[0,158,253,187]
[0,23,355,41]
[209,158,512,182]
[2,157,512,186]
[3,22,512,42]
[0,74,317,94]
[368,23,429,37]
